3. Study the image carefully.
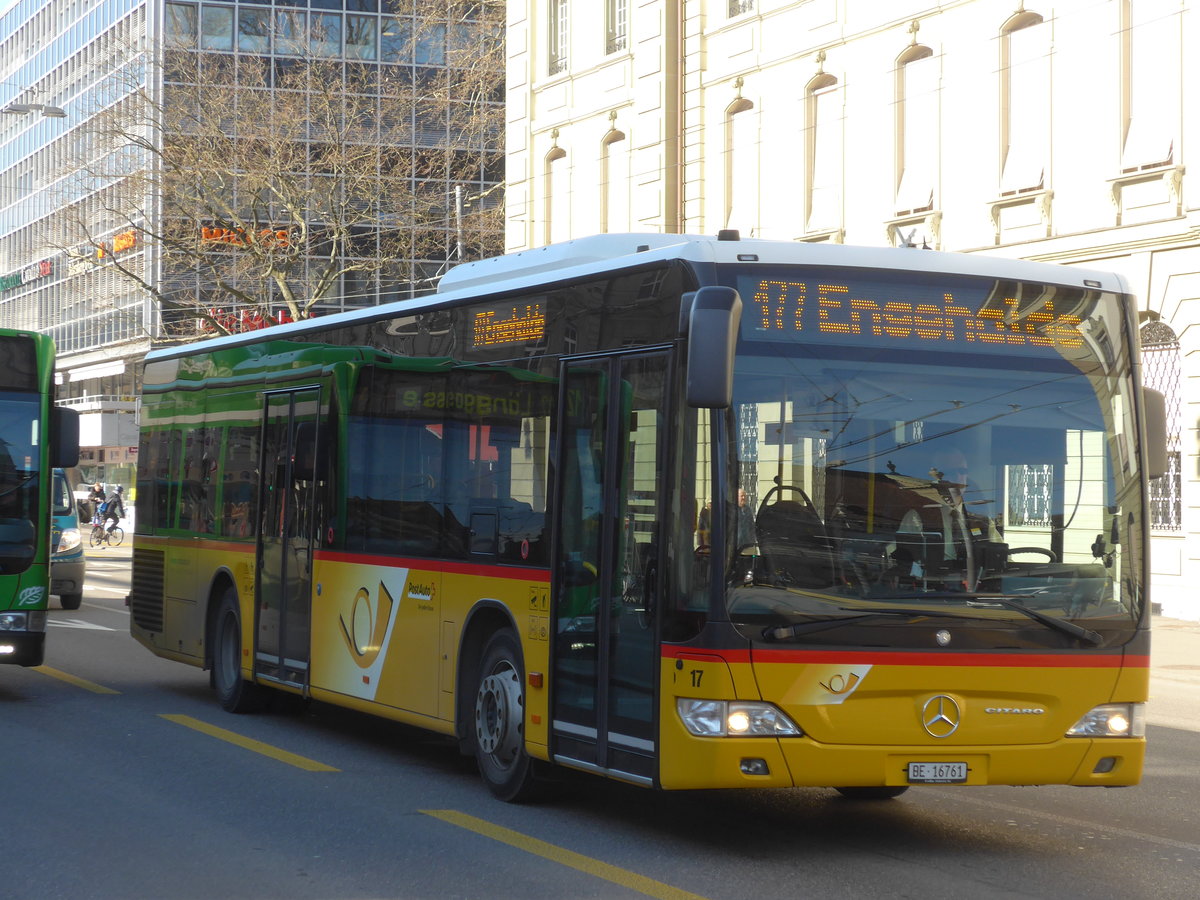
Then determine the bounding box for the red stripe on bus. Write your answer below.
[313,549,550,581]
[661,646,1148,668]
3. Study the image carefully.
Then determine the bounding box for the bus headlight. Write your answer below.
[0,611,47,632]
[56,527,82,554]
[677,699,802,737]
[1066,703,1146,738]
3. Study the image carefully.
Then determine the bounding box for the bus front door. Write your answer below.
[256,387,323,688]
[552,353,668,786]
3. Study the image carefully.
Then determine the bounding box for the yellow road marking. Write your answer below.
[422,809,710,900]
[160,714,339,772]
[34,665,120,694]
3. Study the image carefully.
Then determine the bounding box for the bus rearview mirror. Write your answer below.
[686,286,742,408]
[1141,387,1167,479]
[50,406,80,469]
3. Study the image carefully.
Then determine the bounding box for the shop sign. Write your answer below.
[0,259,52,293]
[201,226,291,248]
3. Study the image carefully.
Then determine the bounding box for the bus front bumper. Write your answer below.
[50,555,85,597]
[0,630,46,667]
[658,732,1145,790]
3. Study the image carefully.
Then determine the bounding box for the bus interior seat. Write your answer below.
[754,498,834,588]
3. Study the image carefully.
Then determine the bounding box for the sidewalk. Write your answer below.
[1149,615,1200,732]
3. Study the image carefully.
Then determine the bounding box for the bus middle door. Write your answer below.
[552,352,669,786]
[256,386,324,689]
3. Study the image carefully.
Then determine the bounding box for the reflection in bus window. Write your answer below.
[345,365,554,563]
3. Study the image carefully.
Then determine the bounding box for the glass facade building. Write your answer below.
[1,0,500,485]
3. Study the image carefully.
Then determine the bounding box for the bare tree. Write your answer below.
[53,0,504,340]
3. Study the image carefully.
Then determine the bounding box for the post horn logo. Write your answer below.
[921,694,961,738]
[339,582,395,669]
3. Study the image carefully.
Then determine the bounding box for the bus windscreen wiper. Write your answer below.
[845,591,1103,646]
[962,595,1103,646]
[763,607,970,642]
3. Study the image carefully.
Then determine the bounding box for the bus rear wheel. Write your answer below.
[59,592,82,610]
[473,629,537,802]
[212,586,266,714]
[834,786,910,800]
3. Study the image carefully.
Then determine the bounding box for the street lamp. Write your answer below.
[2,102,67,117]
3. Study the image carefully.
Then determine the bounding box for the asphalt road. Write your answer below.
[1,550,1196,900]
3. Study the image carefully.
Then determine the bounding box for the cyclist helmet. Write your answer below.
[115,485,124,493]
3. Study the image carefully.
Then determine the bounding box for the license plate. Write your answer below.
[907,762,968,783]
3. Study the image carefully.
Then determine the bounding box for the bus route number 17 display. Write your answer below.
[748,278,1086,351]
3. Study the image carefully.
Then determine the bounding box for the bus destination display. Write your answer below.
[741,273,1089,353]
[472,304,546,349]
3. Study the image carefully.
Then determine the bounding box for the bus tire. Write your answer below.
[212,586,266,714]
[834,786,910,800]
[59,592,82,610]
[473,629,538,802]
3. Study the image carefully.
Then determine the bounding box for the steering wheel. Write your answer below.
[1008,546,1058,563]
[758,483,819,514]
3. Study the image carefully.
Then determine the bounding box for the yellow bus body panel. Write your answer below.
[133,535,1146,792]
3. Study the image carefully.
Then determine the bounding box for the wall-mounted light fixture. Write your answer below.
[2,101,67,117]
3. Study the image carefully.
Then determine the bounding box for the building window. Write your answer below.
[1141,320,1182,531]
[380,17,409,63]
[606,0,627,54]
[724,99,758,235]
[1007,464,1054,527]
[804,73,841,233]
[545,146,568,244]
[602,128,629,232]
[895,44,936,215]
[275,9,307,57]
[999,11,1049,195]
[166,3,198,47]
[1121,0,1179,171]
[344,15,378,60]
[548,1,568,75]
[311,13,343,59]
[200,4,234,52]
[237,8,271,54]
[415,23,447,65]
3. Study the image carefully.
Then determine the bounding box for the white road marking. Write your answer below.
[48,618,117,631]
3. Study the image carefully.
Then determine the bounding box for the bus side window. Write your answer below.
[346,408,446,558]
[221,425,259,539]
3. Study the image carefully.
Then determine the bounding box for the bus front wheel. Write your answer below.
[212,586,266,714]
[473,629,538,802]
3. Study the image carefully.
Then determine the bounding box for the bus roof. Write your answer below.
[143,233,1133,363]
[437,233,1131,296]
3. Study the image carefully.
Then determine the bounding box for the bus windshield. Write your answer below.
[715,264,1144,648]
[0,393,41,576]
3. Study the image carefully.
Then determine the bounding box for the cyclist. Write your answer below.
[102,484,126,536]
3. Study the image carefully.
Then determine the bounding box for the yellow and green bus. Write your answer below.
[1,329,79,667]
[129,234,1162,800]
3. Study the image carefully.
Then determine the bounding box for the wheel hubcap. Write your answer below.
[475,663,522,764]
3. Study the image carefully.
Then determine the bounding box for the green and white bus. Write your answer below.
[0,329,79,667]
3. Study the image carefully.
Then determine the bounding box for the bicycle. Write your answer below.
[89,519,124,548]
